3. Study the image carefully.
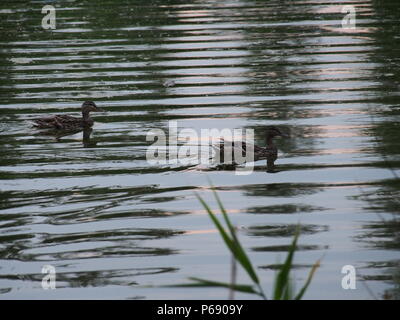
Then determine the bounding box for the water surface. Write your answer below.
[0,0,399,299]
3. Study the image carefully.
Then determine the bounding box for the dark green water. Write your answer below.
[0,0,399,299]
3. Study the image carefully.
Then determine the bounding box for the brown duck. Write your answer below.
[33,101,104,130]
[216,126,289,163]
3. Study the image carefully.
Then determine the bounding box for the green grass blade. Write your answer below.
[186,277,260,295]
[295,259,321,300]
[195,193,236,254]
[161,282,256,294]
[209,187,260,285]
[206,179,238,242]
[210,185,236,236]
[283,276,293,300]
[273,227,299,300]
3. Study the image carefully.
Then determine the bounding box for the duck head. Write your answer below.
[265,126,289,147]
[265,126,289,139]
[81,101,105,115]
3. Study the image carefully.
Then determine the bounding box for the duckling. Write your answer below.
[33,101,104,130]
[215,126,288,164]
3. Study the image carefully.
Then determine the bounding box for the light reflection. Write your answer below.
[184,229,216,235]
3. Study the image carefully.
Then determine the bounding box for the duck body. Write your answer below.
[33,101,103,130]
[216,140,277,162]
[33,114,94,130]
[214,126,287,164]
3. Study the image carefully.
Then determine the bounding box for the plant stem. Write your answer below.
[257,283,267,300]
[229,253,237,300]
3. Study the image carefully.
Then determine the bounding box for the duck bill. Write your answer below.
[95,107,106,112]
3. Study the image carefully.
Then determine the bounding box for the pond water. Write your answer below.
[0,0,399,299]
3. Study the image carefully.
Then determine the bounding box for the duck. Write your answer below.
[214,126,289,165]
[33,101,104,130]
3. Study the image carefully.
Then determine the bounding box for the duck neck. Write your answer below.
[82,110,91,122]
[266,135,274,148]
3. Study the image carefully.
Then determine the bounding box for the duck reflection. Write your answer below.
[82,127,97,148]
[33,127,97,147]
[266,154,276,173]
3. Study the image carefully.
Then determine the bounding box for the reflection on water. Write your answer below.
[0,0,399,299]
[32,127,97,148]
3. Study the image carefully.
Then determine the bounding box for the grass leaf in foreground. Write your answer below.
[166,187,320,300]
[273,226,299,300]
[209,186,260,286]
[167,277,259,295]
[295,259,321,300]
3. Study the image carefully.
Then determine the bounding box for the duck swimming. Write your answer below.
[33,101,104,130]
[215,126,289,165]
